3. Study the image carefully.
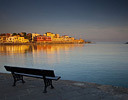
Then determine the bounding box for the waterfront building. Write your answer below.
[70,37,75,40]
[0,33,12,36]
[52,37,63,41]
[32,33,40,42]
[6,33,12,37]
[0,36,3,42]
[43,34,46,36]
[5,36,29,43]
[0,36,8,43]
[0,32,85,44]
[2,35,29,43]
[23,38,29,43]
[6,36,19,43]
[62,35,69,38]
[18,37,29,43]
[34,35,51,42]
[55,34,59,38]
[45,32,55,39]
[6,36,15,43]
[26,33,32,41]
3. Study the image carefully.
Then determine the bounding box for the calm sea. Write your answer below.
[0,43,128,88]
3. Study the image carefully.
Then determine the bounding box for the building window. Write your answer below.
[3,37,6,40]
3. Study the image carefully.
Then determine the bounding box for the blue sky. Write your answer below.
[0,0,128,42]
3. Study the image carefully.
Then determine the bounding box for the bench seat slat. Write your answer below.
[14,72,61,80]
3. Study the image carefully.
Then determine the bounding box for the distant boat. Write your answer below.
[125,42,128,44]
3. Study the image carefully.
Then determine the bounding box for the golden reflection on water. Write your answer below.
[0,45,30,55]
[0,44,84,55]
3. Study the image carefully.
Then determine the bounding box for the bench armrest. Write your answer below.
[46,76,61,80]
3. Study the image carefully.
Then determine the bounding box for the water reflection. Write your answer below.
[1,44,128,88]
[0,44,84,55]
[0,45,30,55]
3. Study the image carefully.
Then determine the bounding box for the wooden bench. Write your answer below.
[4,66,61,93]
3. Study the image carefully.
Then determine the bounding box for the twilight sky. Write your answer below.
[0,0,128,42]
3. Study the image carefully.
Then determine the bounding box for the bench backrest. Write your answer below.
[4,66,55,77]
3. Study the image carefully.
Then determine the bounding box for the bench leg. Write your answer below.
[22,80,25,83]
[12,73,17,86]
[51,84,54,89]
[43,79,47,93]
[12,73,25,86]
[21,76,25,83]
[43,79,54,93]
[51,80,54,89]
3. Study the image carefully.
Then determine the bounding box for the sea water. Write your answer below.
[0,43,128,87]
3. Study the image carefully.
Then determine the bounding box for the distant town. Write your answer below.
[0,32,89,44]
